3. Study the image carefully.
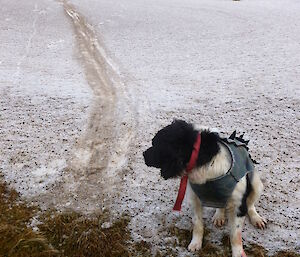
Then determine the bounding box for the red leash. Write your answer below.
[173,133,201,211]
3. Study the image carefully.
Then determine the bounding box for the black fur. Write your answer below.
[143,120,220,180]
[197,130,220,168]
[237,173,252,217]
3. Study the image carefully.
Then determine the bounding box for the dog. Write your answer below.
[143,119,266,257]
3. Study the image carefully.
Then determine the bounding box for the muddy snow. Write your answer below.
[0,0,299,255]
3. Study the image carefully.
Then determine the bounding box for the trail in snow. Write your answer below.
[33,1,137,212]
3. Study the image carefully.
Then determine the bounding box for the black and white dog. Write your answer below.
[143,120,266,257]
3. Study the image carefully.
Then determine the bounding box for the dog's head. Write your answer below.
[143,120,198,179]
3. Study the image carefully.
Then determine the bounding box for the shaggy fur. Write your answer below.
[143,120,267,257]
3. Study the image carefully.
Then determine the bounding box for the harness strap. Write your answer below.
[229,172,239,182]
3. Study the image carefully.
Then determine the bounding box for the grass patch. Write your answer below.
[38,211,131,257]
[0,179,151,257]
[0,179,299,257]
[0,180,58,257]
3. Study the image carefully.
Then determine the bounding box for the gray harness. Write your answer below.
[189,139,254,208]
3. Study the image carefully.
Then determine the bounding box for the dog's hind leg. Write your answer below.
[228,176,249,257]
[247,172,267,229]
[228,211,247,257]
[212,208,226,227]
[188,188,204,252]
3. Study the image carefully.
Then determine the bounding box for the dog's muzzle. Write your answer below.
[143,147,160,168]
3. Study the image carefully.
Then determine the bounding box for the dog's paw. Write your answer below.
[212,215,225,227]
[212,210,225,227]
[232,249,247,257]
[250,213,267,229]
[188,238,202,252]
[241,250,248,257]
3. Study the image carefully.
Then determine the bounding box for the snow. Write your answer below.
[1,0,300,255]
[70,0,300,253]
[0,0,92,200]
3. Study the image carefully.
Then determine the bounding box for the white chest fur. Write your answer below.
[188,143,231,185]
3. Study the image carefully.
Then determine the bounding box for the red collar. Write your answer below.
[173,133,201,211]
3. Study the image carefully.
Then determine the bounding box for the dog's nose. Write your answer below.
[143,149,152,166]
[143,151,147,162]
[143,150,148,163]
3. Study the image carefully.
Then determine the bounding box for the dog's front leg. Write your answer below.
[228,210,247,257]
[188,190,204,252]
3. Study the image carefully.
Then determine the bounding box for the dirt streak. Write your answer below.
[37,1,136,211]
[63,1,116,172]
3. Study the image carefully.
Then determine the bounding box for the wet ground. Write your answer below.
[0,0,299,255]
